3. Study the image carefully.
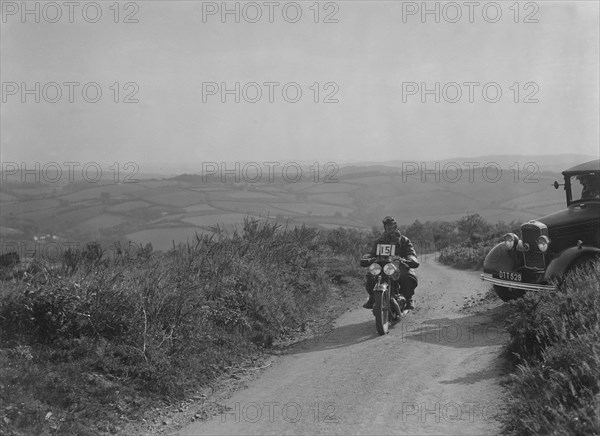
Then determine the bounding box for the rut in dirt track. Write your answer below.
[178,255,508,436]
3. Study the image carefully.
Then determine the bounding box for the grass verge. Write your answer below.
[501,262,600,435]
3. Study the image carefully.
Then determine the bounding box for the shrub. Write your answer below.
[0,219,350,408]
[502,262,600,435]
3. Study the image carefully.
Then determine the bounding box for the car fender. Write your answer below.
[544,246,600,280]
[483,243,515,274]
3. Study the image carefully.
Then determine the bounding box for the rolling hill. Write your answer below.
[1,154,596,252]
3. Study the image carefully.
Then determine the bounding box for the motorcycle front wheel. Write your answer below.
[373,291,389,335]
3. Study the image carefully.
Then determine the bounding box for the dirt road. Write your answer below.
[178,255,508,435]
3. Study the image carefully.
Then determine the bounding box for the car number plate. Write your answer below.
[497,271,522,282]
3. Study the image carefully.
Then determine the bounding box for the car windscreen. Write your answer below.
[571,173,600,202]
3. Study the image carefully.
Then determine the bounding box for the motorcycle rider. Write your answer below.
[363,216,419,310]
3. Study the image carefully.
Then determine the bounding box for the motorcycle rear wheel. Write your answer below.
[373,291,389,335]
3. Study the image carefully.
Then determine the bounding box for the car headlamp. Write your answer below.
[383,263,398,276]
[537,235,550,253]
[504,233,519,249]
[369,263,382,275]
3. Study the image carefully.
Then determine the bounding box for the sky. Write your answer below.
[1,1,599,173]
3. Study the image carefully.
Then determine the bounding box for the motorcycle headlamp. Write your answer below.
[383,263,398,276]
[504,233,519,250]
[537,235,550,252]
[369,263,382,276]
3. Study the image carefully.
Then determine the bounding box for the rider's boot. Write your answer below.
[405,298,415,310]
[363,295,374,309]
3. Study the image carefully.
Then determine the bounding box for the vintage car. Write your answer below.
[481,159,600,301]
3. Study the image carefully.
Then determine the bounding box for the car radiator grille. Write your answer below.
[521,225,546,269]
[524,252,545,269]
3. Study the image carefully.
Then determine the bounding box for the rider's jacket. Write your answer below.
[369,230,419,278]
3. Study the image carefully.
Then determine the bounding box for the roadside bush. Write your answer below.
[438,240,496,269]
[0,218,409,434]
[0,219,344,414]
[502,262,600,435]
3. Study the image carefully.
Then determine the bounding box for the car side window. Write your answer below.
[574,173,600,200]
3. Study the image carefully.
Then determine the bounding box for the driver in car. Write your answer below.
[363,216,419,310]
[577,173,600,199]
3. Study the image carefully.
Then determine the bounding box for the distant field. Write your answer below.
[274,203,353,217]
[73,214,127,232]
[300,182,359,193]
[355,183,403,199]
[6,186,57,197]
[107,201,152,212]
[189,187,233,193]
[138,180,186,188]
[126,227,209,251]
[133,186,184,199]
[148,213,190,224]
[56,206,106,223]
[145,190,207,207]
[294,215,365,227]
[217,190,277,200]
[59,183,146,201]
[18,208,59,222]
[1,164,572,241]
[307,193,354,206]
[500,191,563,210]
[342,175,391,185]
[181,213,256,227]
[0,192,18,202]
[184,204,217,212]
[283,181,322,192]
[1,199,59,215]
[209,200,274,215]
[386,191,488,217]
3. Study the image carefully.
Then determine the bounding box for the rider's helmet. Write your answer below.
[382,216,397,233]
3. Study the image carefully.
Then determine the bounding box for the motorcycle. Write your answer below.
[361,250,410,335]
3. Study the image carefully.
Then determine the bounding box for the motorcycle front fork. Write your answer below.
[373,278,401,299]
[373,278,403,314]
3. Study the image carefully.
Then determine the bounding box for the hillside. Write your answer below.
[0,155,589,253]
